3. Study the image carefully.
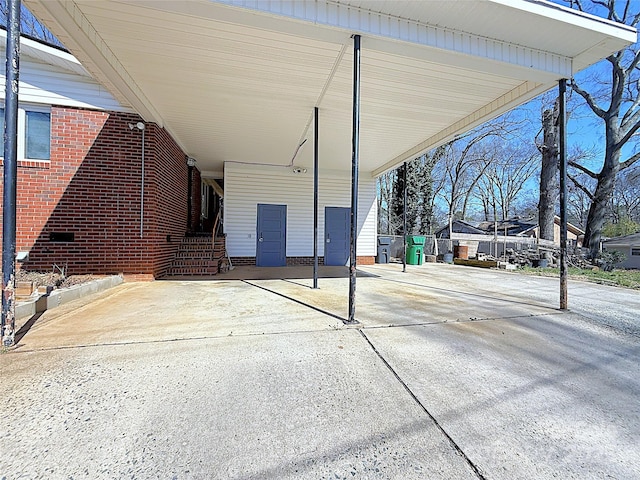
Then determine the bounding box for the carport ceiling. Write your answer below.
[25,0,635,177]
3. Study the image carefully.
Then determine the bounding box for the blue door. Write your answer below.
[324,207,350,266]
[256,204,286,267]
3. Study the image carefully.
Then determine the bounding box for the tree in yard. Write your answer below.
[432,114,525,234]
[411,149,441,235]
[536,101,560,241]
[475,141,539,222]
[564,0,640,257]
[567,170,594,228]
[609,165,640,223]
[376,170,395,235]
[379,148,442,236]
[602,216,640,237]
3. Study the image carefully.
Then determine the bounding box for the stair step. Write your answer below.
[167,235,226,277]
[175,252,213,259]
[167,268,218,277]
[170,259,217,268]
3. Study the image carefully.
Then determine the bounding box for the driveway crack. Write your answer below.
[358,329,486,480]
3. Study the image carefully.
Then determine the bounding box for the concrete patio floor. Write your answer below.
[1,263,639,479]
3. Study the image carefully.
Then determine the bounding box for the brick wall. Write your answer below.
[0,107,191,278]
[144,124,192,277]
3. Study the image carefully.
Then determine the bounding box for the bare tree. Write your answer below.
[564,0,640,257]
[476,141,539,221]
[609,165,640,223]
[536,101,560,241]
[433,115,526,234]
[376,171,395,234]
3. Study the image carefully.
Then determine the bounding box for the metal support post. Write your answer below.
[2,0,20,348]
[559,79,568,310]
[402,162,407,273]
[313,107,319,289]
[347,35,361,324]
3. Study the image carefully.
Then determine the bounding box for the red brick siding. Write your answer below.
[145,125,191,277]
[0,107,190,278]
[356,256,375,265]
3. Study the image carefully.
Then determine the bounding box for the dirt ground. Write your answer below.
[16,270,98,290]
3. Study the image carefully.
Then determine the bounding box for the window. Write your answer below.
[632,248,640,256]
[0,104,51,160]
[25,110,51,159]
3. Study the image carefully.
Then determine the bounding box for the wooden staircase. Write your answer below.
[165,236,226,277]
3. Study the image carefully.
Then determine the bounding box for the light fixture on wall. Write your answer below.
[292,167,307,174]
[129,122,145,131]
[186,157,197,167]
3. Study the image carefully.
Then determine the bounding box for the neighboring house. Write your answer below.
[435,217,585,258]
[538,216,585,248]
[436,217,583,247]
[433,220,486,239]
[603,233,640,269]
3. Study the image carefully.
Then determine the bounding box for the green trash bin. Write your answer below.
[405,236,425,265]
[406,246,423,265]
[407,235,426,246]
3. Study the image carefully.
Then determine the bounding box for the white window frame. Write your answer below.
[0,103,51,161]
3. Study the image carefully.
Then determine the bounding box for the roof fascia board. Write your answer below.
[372,80,550,177]
[512,0,636,39]
[216,0,574,77]
[0,29,90,77]
[26,0,163,126]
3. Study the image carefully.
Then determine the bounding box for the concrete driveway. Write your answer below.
[1,264,639,479]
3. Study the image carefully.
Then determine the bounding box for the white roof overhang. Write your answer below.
[0,29,90,78]
[23,0,636,177]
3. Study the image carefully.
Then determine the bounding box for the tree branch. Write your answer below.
[571,81,607,118]
[620,81,640,128]
[620,150,640,170]
[616,115,640,147]
[568,173,595,201]
[568,160,598,178]
[590,0,619,22]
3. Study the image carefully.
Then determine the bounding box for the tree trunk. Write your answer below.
[584,117,622,258]
[584,158,619,258]
[538,106,559,241]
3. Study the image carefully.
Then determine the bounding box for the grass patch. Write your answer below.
[519,266,640,289]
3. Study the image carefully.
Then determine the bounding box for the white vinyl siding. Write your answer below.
[224,162,376,258]
[1,56,126,112]
[604,246,640,269]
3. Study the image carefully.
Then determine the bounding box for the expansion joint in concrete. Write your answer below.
[358,329,486,480]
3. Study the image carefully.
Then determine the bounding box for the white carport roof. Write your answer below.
[24,0,635,177]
